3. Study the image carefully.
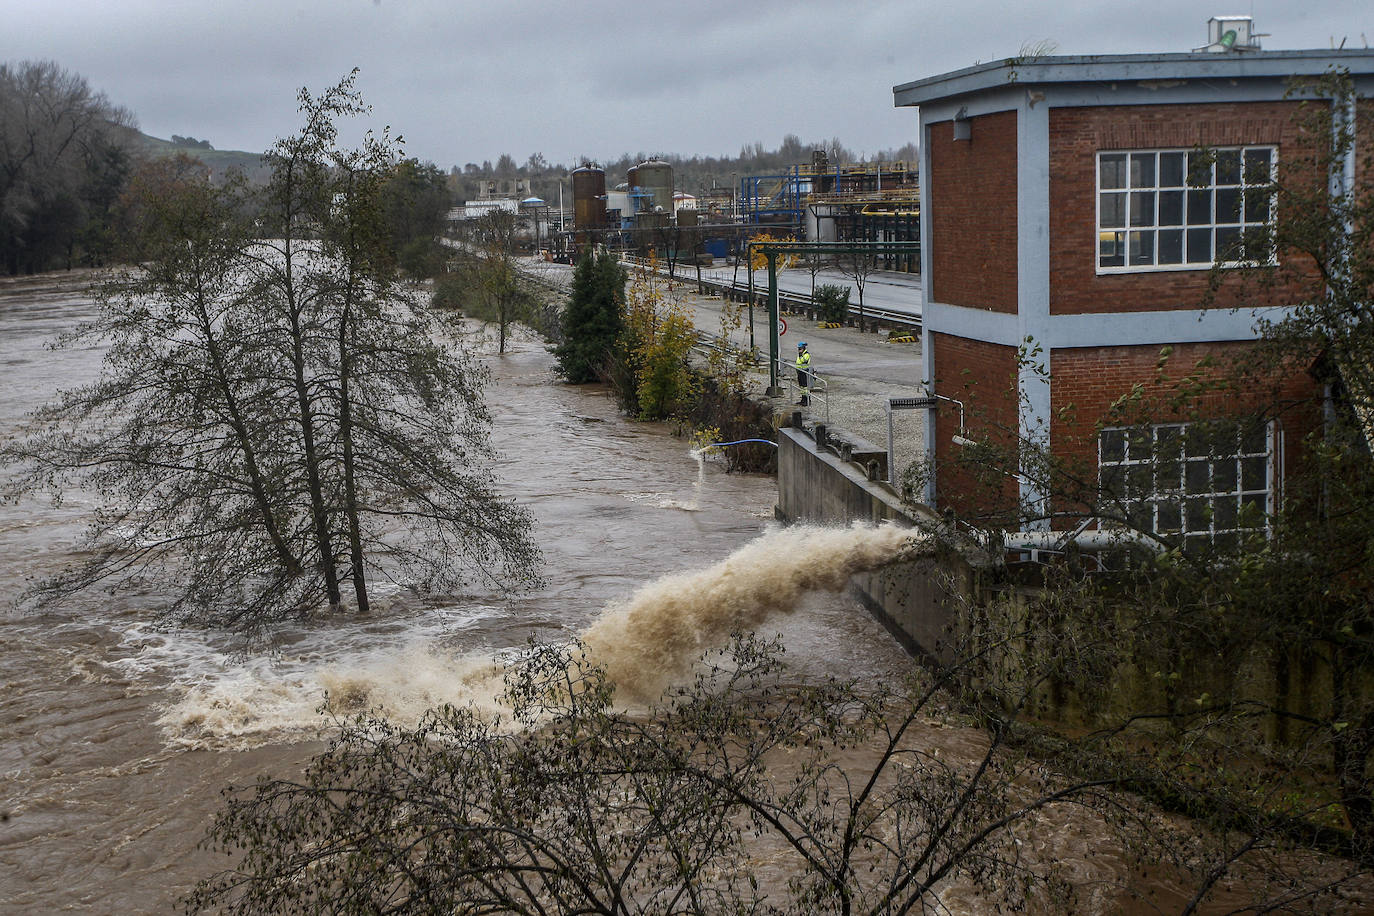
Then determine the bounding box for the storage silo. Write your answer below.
[631,159,673,214]
[571,166,607,229]
[626,165,643,215]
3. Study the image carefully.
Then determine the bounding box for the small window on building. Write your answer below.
[1098,420,1276,553]
[1097,147,1275,272]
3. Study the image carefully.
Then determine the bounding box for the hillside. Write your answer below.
[120,127,271,182]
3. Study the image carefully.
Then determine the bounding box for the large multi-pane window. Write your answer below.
[1098,421,1276,553]
[1097,147,1275,271]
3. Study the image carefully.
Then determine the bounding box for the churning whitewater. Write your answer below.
[157,522,922,745]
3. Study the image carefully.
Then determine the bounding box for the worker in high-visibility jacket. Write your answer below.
[795,341,811,406]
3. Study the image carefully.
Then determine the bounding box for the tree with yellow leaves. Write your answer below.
[619,254,698,420]
[747,231,797,271]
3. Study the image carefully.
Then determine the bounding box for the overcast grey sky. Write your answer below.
[5,0,1369,168]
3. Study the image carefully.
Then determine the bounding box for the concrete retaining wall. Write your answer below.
[777,425,971,661]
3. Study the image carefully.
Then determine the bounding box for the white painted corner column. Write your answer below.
[1016,90,1053,529]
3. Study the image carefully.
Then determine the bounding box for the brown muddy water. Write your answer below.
[0,275,923,912]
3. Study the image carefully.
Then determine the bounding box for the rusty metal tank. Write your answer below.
[571,166,606,229]
[628,159,673,214]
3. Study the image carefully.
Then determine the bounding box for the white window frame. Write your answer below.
[1095,147,1277,274]
[1098,420,1281,552]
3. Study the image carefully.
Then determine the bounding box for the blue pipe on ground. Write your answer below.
[701,438,778,449]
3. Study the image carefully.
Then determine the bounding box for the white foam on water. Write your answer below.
[158,647,507,749]
[142,524,922,747]
[103,605,509,749]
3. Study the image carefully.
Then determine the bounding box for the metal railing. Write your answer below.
[620,254,922,332]
[772,355,830,423]
[685,330,829,423]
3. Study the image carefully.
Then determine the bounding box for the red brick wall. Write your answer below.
[928,110,1018,313]
[1049,341,1321,523]
[930,332,1021,520]
[1048,102,1317,315]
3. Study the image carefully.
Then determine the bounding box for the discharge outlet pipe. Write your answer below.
[1000,529,1167,554]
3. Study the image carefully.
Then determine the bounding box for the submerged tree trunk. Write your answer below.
[337,333,368,614]
[288,299,342,612]
[335,205,369,615]
[275,167,343,612]
[190,277,300,577]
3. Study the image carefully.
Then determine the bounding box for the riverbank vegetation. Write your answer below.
[552,251,776,472]
[552,250,627,383]
[1,60,453,279]
[433,210,563,352]
[0,61,136,274]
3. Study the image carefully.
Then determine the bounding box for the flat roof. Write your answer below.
[893,49,1374,108]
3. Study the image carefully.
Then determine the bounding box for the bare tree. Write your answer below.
[837,242,875,332]
[183,618,1365,915]
[472,208,524,354]
[3,73,540,636]
[187,632,1119,914]
[805,252,825,305]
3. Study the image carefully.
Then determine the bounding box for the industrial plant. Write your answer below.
[451,150,920,271]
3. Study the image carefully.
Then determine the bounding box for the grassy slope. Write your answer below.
[122,127,271,182]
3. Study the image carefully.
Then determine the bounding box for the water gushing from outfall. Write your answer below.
[663,446,707,510]
[152,523,921,743]
[582,523,924,702]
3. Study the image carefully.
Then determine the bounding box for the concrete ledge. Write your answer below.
[777,423,1362,741]
[777,425,913,526]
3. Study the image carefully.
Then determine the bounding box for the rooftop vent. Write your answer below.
[1198,15,1266,52]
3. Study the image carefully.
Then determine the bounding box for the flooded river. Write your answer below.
[0,274,913,912]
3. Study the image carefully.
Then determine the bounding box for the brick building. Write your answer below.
[893,47,1374,546]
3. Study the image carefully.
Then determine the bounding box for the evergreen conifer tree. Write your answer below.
[553,250,626,383]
